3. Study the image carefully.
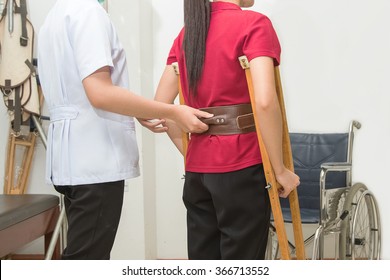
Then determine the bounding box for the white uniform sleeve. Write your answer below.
[69,6,114,81]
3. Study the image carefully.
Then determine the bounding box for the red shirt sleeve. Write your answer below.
[166,28,185,65]
[166,39,178,65]
[243,14,281,65]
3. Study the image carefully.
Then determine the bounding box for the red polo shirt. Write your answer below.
[167,1,281,173]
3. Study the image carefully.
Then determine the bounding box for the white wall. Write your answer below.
[0,0,388,260]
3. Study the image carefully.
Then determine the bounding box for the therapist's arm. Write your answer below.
[82,66,212,134]
[152,65,186,155]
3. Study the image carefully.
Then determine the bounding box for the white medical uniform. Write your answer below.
[38,0,140,185]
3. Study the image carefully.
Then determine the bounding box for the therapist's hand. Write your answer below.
[170,105,212,134]
[137,118,168,133]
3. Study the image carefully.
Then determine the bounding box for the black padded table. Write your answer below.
[0,194,61,259]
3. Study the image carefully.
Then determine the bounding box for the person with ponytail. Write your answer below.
[142,0,300,260]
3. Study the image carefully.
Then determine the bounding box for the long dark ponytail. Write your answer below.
[183,0,211,96]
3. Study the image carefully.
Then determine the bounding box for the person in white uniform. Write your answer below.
[38,0,212,260]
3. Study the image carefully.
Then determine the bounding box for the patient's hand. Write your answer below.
[137,118,168,133]
[275,168,300,198]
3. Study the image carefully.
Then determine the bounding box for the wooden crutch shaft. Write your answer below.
[239,56,305,260]
[12,137,31,194]
[273,67,305,260]
[20,133,37,194]
[242,65,292,260]
[172,62,189,161]
[5,134,16,194]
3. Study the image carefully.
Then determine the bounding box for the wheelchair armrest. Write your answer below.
[320,162,352,173]
[320,162,351,190]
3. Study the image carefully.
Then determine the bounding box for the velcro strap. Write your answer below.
[16,0,28,46]
[25,59,36,75]
[4,79,13,93]
[13,86,22,132]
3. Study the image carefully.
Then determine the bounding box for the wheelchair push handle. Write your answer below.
[351,120,361,131]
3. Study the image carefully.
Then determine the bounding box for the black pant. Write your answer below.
[54,180,124,260]
[183,164,270,260]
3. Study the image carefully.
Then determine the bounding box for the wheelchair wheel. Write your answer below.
[265,226,279,260]
[265,224,297,260]
[339,183,381,259]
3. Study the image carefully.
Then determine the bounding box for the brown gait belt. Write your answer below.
[200,104,255,135]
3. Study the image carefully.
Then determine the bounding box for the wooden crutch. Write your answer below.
[4,131,37,194]
[238,56,305,260]
[172,62,189,162]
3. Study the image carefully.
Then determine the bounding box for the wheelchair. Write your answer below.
[266,120,381,260]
